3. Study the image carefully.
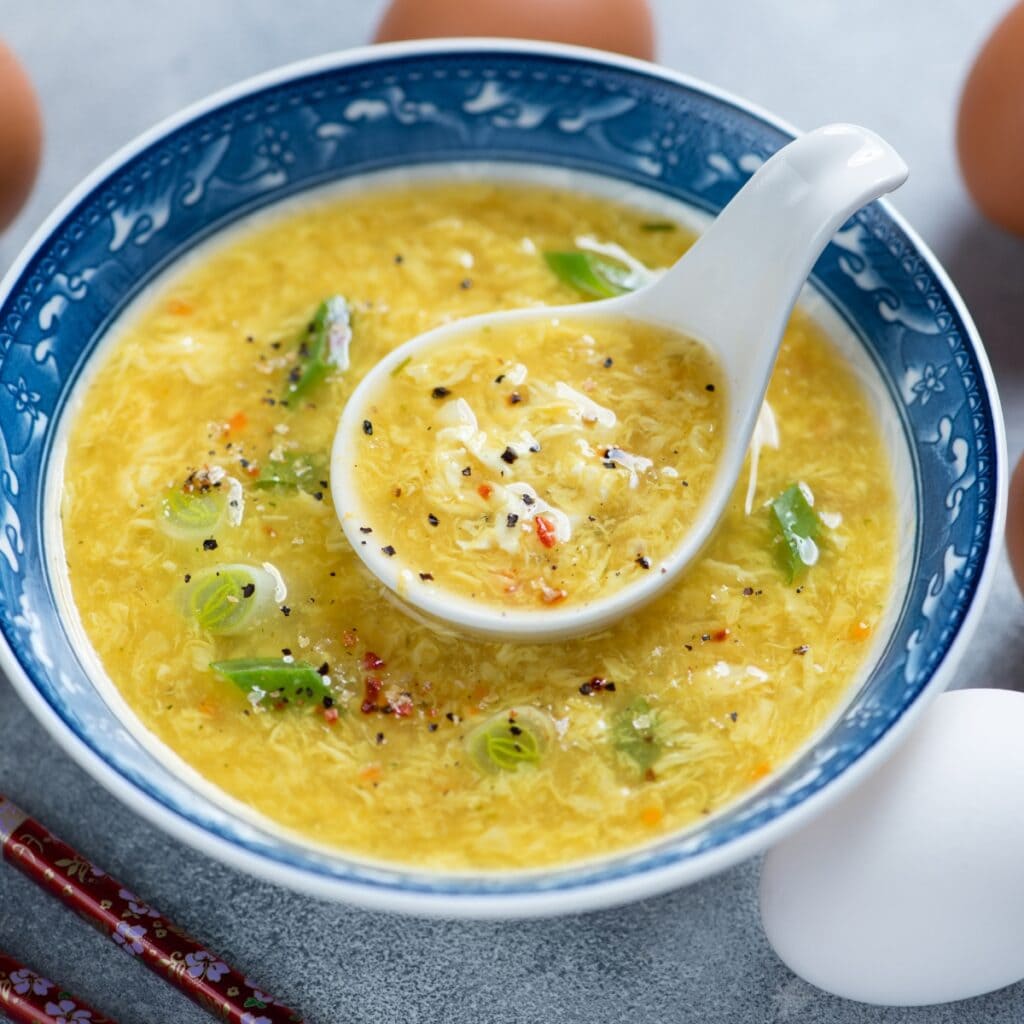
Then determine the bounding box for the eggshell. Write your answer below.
[1007,452,1024,597]
[374,0,656,62]
[0,40,42,232]
[956,1,1024,236]
[761,689,1024,1006]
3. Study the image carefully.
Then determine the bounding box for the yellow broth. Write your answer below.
[346,317,723,608]
[60,181,897,870]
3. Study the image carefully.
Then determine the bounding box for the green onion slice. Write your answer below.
[466,706,555,773]
[210,657,330,706]
[253,452,327,493]
[543,251,634,300]
[612,697,661,772]
[285,295,351,402]
[181,563,278,635]
[771,483,822,583]
[157,488,224,540]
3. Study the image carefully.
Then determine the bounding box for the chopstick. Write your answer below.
[0,948,118,1024]
[0,794,305,1023]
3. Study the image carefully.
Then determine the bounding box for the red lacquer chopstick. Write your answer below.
[0,795,305,1024]
[0,949,118,1024]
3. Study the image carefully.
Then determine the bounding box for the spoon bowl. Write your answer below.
[332,124,908,641]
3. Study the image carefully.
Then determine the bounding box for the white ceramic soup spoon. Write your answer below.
[331,124,908,642]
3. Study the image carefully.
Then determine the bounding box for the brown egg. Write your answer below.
[374,0,655,62]
[1007,451,1024,597]
[0,40,41,232]
[956,1,1024,236]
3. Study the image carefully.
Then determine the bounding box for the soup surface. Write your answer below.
[343,316,723,609]
[60,180,897,870]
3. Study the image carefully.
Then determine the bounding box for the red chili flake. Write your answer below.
[323,707,339,725]
[535,515,557,548]
[244,462,261,478]
[361,676,383,714]
[477,483,493,499]
[362,651,385,671]
[712,628,731,642]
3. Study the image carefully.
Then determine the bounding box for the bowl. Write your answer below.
[0,40,1006,917]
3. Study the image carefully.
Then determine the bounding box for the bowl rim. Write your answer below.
[0,36,1008,918]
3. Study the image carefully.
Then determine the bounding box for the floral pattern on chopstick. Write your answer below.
[0,953,117,1024]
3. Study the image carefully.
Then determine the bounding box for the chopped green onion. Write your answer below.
[210,657,330,706]
[466,706,554,773]
[253,452,327,493]
[285,296,351,402]
[612,697,661,772]
[640,221,676,232]
[543,251,633,300]
[771,483,822,583]
[157,488,224,540]
[182,564,276,635]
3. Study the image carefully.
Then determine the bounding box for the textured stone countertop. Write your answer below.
[1,1,1023,1021]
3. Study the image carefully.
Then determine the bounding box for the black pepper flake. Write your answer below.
[431,386,451,399]
[362,419,373,435]
[183,573,191,583]
[460,277,473,289]
[700,632,711,642]
[241,582,256,599]
[419,572,434,581]
[509,724,523,736]
[728,711,738,722]
[394,253,404,264]
[376,732,385,745]
[509,392,522,405]
[461,466,472,477]
[603,460,617,469]
[636,555,651,569]
[681,480,689,487]
[313,491,324,501]
[203,538,218,551]
[427,513,439,526]
[494,374,505,384]
[280,605,291,616]
[445,711,458,723]
[281,647,292,657]
[705,383,716,392]
[359,526,373,534]
[603,357,613,368]
[743,587,754,596]
[506,513,519,528]
[322,695,334,709]
[521,493,535,506]
[381,545,396,557]
[793,644,810,655]
[684,643,693,652]
[500,446,518,464]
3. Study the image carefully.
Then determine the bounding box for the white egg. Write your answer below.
[760,688,1024,1006]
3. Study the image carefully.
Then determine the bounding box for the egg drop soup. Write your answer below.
[59,179,897,870]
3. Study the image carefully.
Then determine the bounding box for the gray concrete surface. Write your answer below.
[1,1,1022,1021]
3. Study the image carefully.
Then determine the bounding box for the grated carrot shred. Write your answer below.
[167,298,193,316]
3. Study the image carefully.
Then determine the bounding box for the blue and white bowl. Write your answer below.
[0,40,1006,917]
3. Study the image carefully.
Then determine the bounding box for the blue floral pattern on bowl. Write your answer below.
[0,44,1002,912]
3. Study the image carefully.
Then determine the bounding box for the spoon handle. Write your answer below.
[634,123,907,432]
